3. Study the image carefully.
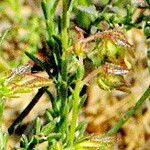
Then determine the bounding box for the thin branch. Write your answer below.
[8,87,48,135]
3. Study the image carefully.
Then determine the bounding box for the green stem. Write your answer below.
[41,0,59,44]
[61,1,69,50]
[51,0,60,15]
[61,0,75,50]
[0,97,8,149]
[59,0,76,141]
[69,81,83,147]
[0,98,4,127]
[106,86,150,136]
[68,0,76,12]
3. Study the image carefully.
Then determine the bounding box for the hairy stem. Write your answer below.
[69,81,83,146]
[61,0,75,50]
[61,1,69,50]
[106,86,150,136]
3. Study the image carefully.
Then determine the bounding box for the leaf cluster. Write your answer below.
[0,0,149,150]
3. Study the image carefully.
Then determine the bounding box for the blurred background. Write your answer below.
[0,0,150,149]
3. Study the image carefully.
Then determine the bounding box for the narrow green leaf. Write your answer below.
[41,0,48,20]
[106,86,150,136]
[0,132,8,150]
[35,117,42,135]
[25,51,46,71]
[41,120,56,136]
[47,133,62,141]
[0,30,9,46]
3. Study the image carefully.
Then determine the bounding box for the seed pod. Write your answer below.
[97,72,125,91]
